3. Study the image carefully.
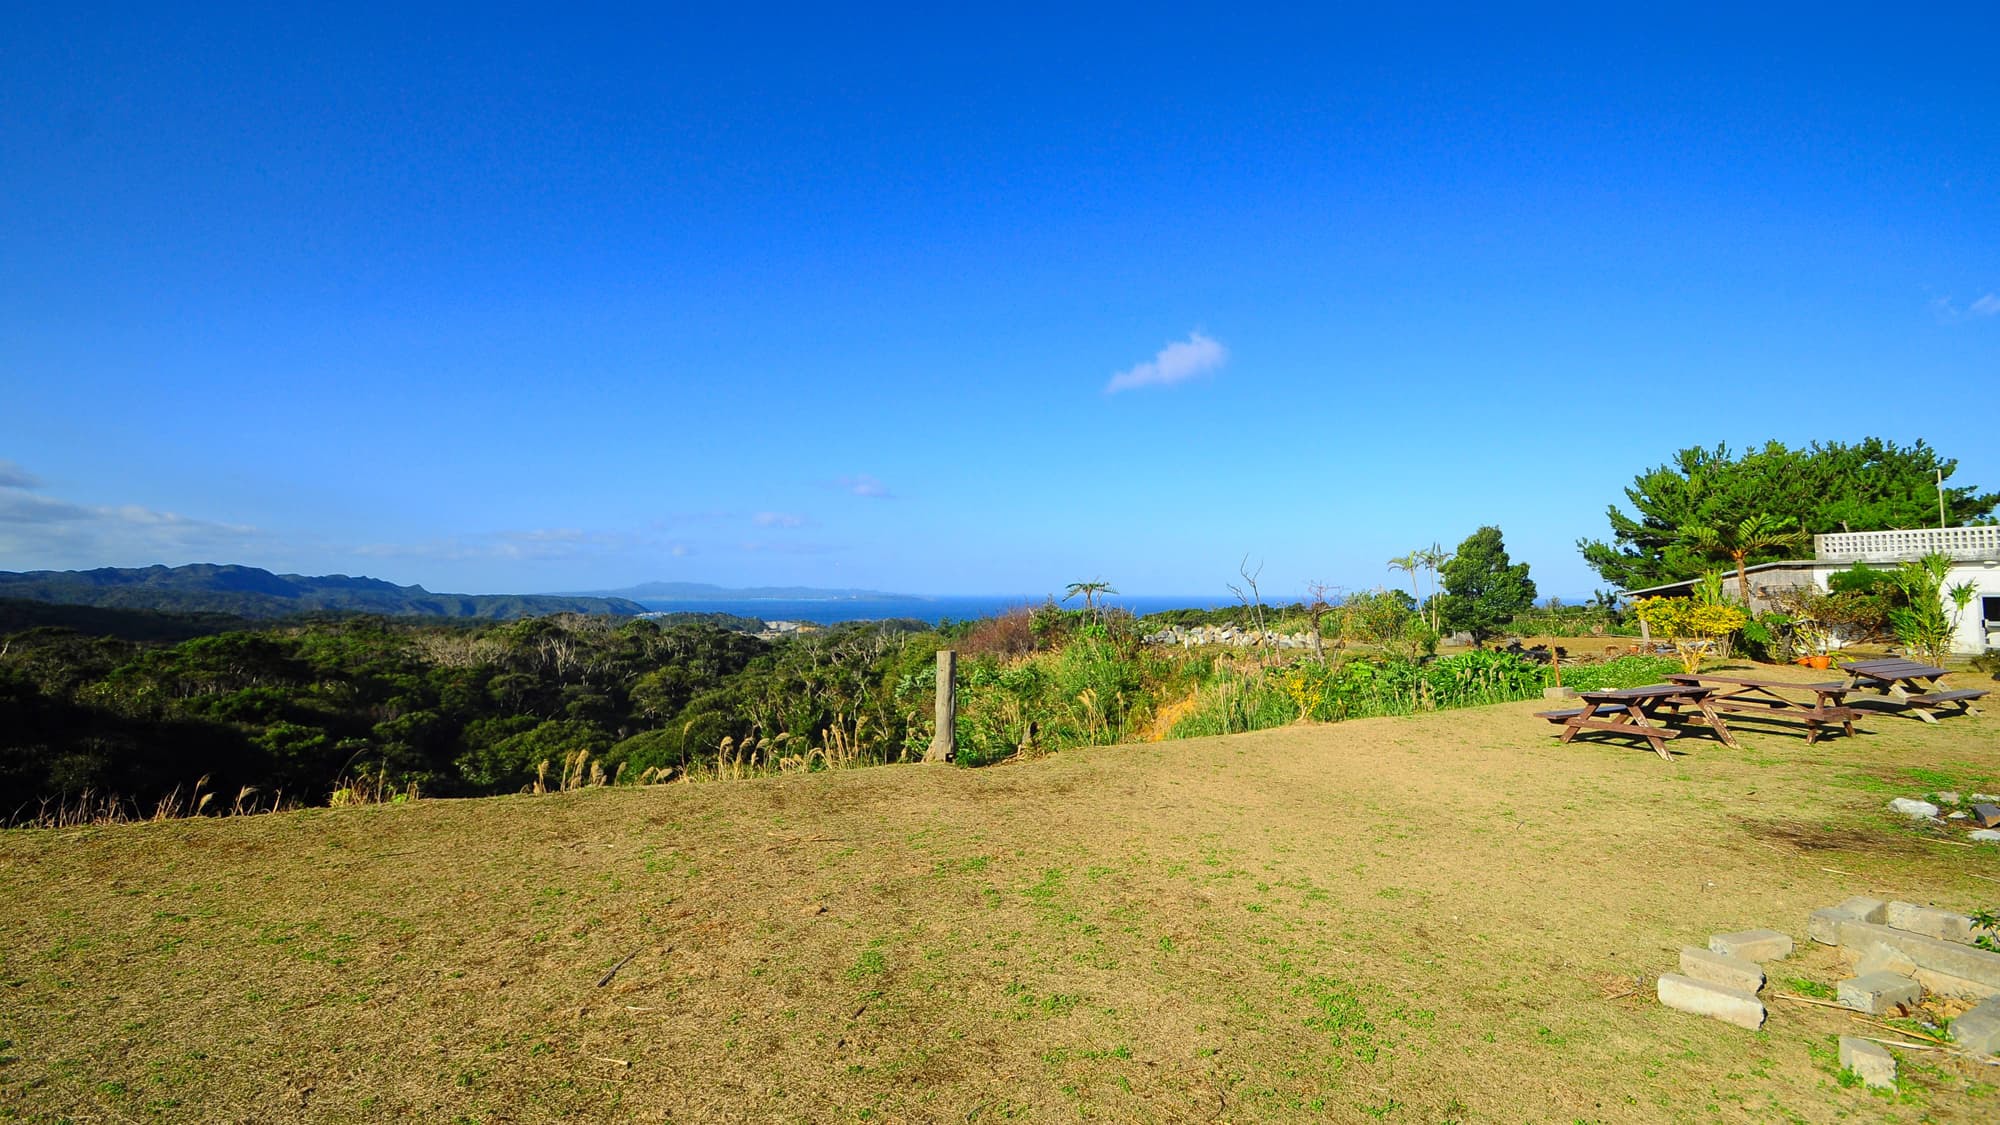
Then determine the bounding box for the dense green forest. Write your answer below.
[0,564,648,619]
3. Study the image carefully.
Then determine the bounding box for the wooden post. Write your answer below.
[926,649,956,763]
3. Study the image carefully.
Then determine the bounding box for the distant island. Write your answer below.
[0,564,647,620]
[567,580,922,603]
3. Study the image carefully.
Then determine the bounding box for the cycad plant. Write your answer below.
[1678,514,1809,606]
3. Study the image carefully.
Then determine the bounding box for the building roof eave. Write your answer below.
[1615,559,1817,600]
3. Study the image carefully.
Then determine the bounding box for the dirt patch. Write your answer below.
[1739,817,1913,854]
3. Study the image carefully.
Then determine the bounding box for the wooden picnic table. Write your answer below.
[1664,673,1858,744]
[1839,659,1988,724]
[1534,683,1739,760]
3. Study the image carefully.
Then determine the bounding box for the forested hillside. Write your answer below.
[0,564,647,619]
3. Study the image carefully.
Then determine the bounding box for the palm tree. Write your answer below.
[1678,514,1809,606]
[1063,580,1117,622]
[1386,551,1421,611]
[1393,543,1453,633]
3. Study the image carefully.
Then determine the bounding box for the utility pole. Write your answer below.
[1938,468,1948,529]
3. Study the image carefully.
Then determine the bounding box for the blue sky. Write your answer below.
[2,6,1995,599]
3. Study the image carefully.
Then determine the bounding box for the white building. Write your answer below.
[1812,528,1999,654]
[1622,526,2000,655]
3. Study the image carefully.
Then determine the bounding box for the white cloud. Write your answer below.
[351,528,639,562]
[1105,331,1228,394]
[0,483,262,567]
[838,474,891,499]
[0,459,41,490]
[1932,293,2000,322]
[753,511,805,528]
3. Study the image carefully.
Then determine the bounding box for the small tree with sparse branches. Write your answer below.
[1063,580,1116,622]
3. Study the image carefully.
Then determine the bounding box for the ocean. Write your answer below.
[635,594,1236,626]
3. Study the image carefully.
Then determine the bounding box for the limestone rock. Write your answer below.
[1838,1036,1896,1089]
[1810,897,1888,945]
[1837,972,1922,1015]
[1680,947,1764,992]
[1709,929,1794,962]
[1657,973,1765,1029]
[1889,798,1940,820]
[1855,942,1919,978]
[1952,999,2000,1056]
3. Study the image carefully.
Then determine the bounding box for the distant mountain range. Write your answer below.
[0,564,647,620]
[570,580,920,602]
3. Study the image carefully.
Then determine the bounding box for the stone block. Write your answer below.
[1952,999,2000,1056]
[1854,942,1918,978]
[1886,901,1979,944]
[1710,929,1794,962]
[1838,1036,1896,1089]
[1809,897,1888,945]
[1831,919,2000,999]
[1837,972,1922,1015]
[1972,829,2000,843]
[1657,973,1765,1030]
[1913,970,1991,999]
[1838,897,1891,924]
[1680,947,1764,992]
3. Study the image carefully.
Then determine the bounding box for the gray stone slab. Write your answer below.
[1855,942,1918,978]
[1657,973,1765,1030]
[1710,929,1794,962]
[1838,1035,1896,1089]
[1837,972,1922,1015]
[1838,897,1891,924]
[1810,897,1889,945]
[1832,918,2000,999]
[1886,901,1980,944]
[1951,999,2000,1056]
[1680,947,1764,993]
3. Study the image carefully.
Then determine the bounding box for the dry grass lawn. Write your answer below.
[4,663,1998,1123]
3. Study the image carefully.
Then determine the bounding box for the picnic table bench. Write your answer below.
[1840,659,1988,724]
[1534,683,1738,760]
[1664,673,1858,744]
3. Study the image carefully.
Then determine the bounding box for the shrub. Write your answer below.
[456,718,613,790]
[1632,597,1749,673]
[1551,654,1682,692]
[1738,612,1794,663]
[1887,553,1970,668]
[957,606,1038,658]
[1163,673,1293,739]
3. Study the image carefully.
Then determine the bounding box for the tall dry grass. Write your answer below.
[10,776,298,829]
